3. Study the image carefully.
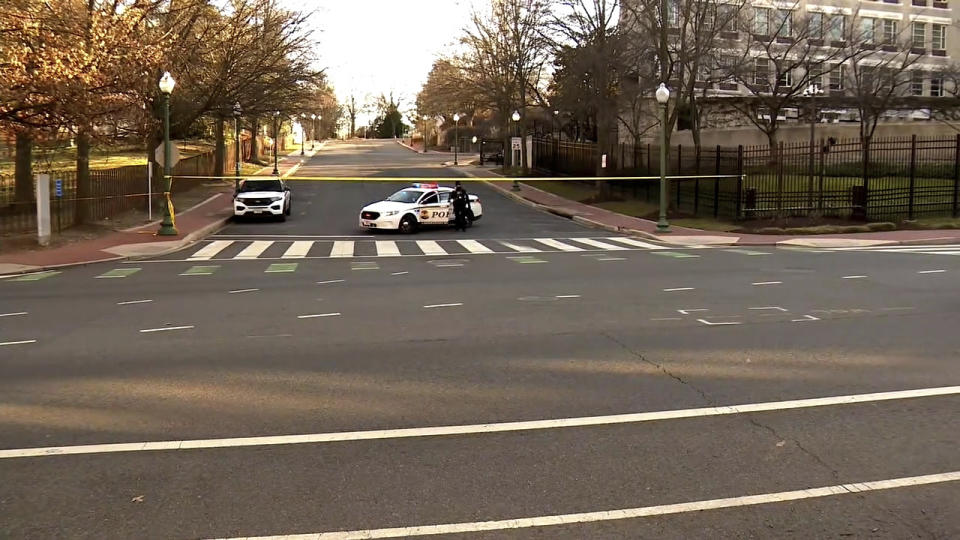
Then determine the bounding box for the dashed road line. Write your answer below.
[697,318,742,326]
[555,295,581,299]
[228,289,260,294]
[180,265,219,276]
[117,300,153,306]
[749,306,788,312]
[654,252,700,259]
[139,325,194,333]
[663,287,695,292]
[0,340,36,347]
[842,275,868,280]
[0,312,28,317]
[317,279,345,284]
[677,309,708,315]
[917,269,946,274]
[391,271,409,276]
[507,256,547,264]
[5,385,957,459]
[351,261,379,271]
[96,268,141,279]
[791,315,820,322]
[752,281,782,286]
[221,471,960,539]
[297,313,341,319]
[265,263,298,273]
[423,303,463,309]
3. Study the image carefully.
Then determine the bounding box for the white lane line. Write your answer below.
[917,270,946,274]
[697,319,742,326]
[188,240,234,260]
[750,307,788,312]
[677,309,708,315]
[298,313,341,319]
[663,287,695,292]
[0,340,36,347]
[457,240,493,254]
[376,241,402,257]
[282,162,302,178]
[2,385,959,460]
[391,271,409,276]
[499,241,541,253]
[139,326,194,333]
[842,275,868,280]
[534,238,584,252]
[555,295,581,299]
[752,281,782,286]
[416,240,447,256]
[423,303,463,309]
[281,241,313,259]
[228,288,259,294]
[235,240,273,260]
[791,315,820,322]
[569,238,629,250]
[117,300,153,306]
[317,279,345,284]
[220,471,960,540]
[0,312,28,317]
[605,237,667,250]
[330,241,355,258]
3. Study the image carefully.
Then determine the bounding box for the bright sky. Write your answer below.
[304,1,479,125]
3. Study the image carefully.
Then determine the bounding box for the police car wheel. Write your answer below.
[398,215,417,234]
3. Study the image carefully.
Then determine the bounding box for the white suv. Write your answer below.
[234,178,292,221]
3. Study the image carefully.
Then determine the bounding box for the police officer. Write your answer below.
[452,182,470,231]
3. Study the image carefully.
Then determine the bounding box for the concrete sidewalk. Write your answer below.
[0,150,312,276]
[465,166,960,247]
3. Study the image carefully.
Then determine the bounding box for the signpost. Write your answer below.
[154,142,181,168]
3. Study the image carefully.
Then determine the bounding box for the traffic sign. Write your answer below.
[511,137,522,151]
[54,179,62,197]
[154,142,181,166]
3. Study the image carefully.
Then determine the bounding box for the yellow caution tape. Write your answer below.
[169,175,744,182]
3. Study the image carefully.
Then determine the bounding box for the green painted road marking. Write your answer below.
[653,252,700,259]
[351,261,379,271]
[265,263,298,273]
[11,271,60,282]
[507,256,547,264]
[180,265,220,276]
[96,268,141,279]
[725,249,770,256]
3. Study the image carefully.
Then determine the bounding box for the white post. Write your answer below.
[36,173,51,246]
[147,163,153,221]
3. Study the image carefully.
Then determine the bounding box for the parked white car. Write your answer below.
[359,183,483,233]
[234,178,292,221]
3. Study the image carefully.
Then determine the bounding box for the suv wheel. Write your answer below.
[398,215,418,234]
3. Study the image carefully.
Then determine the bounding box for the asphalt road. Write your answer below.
[1,140,958,539]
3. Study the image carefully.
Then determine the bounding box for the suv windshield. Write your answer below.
[239,180,282,193]
[387,189,422,203]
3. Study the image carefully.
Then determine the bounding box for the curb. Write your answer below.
[396,140,424,154]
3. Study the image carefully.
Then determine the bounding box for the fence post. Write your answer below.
[694,145,701,215]
[736,145,744,219]
[818,138,825,213]
[676,144,682,209]
[776,141,785,217]
[953,134,959,218]
[862,136,871,221]
[908,134,917,220]
[35,173,51,246]
[714,145,721,218]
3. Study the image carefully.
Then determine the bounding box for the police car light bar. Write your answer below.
[412,182,439,189]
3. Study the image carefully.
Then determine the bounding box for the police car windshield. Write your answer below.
[387,189,422,203]
[239,180,282,192]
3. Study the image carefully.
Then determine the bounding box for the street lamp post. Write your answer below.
[311,113,318,150]
[272,111,280,176]
[511,110,521,191]
[655,83,671,233]
[157,72,178,236]
[233,102,242,189]
[453,113,460,166]
[802,83,824,208]
[300,114,306,156]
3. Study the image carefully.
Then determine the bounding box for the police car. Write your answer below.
[359,183,483,233]
[233,178,292,221]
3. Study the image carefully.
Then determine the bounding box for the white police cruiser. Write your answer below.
[359,183,483,233]
[233,178,292,221]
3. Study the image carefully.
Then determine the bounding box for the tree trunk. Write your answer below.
[76,128,92,223]
[250,118,261,163]
[14,132,33,203]
[214,116,226,177]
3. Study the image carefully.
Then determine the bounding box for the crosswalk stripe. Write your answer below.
[416,240,447,256]
[534,238,584,252]
[235,240,273,259]
[499,241,541,253]
[189,240,234,260]
[281,241,312,259]
[457,239,494,254]
[606,237,667,250]
[569,238,629,250]
[375,241,401,257]
[330,241,354,258]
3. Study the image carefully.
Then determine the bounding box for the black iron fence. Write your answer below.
[532,134,960,222]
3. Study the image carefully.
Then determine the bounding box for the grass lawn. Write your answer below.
[0,141,215,176]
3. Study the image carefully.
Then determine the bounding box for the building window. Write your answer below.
[778,68,792,87]
[755,57,769,85]
[717,4,738,33]
[881,19,897,44]
[913,22,926,48]
[827,14,846,42]
[829,64,846,91]
[666,0,680,28]
[912,72,925,95]
[932,24,946,50]
[861,18,878,43]
[755,8,770,36]
[774,9,792,38]
[931,75,944,96]
[809,12,824,40]
[809,68,824,90]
